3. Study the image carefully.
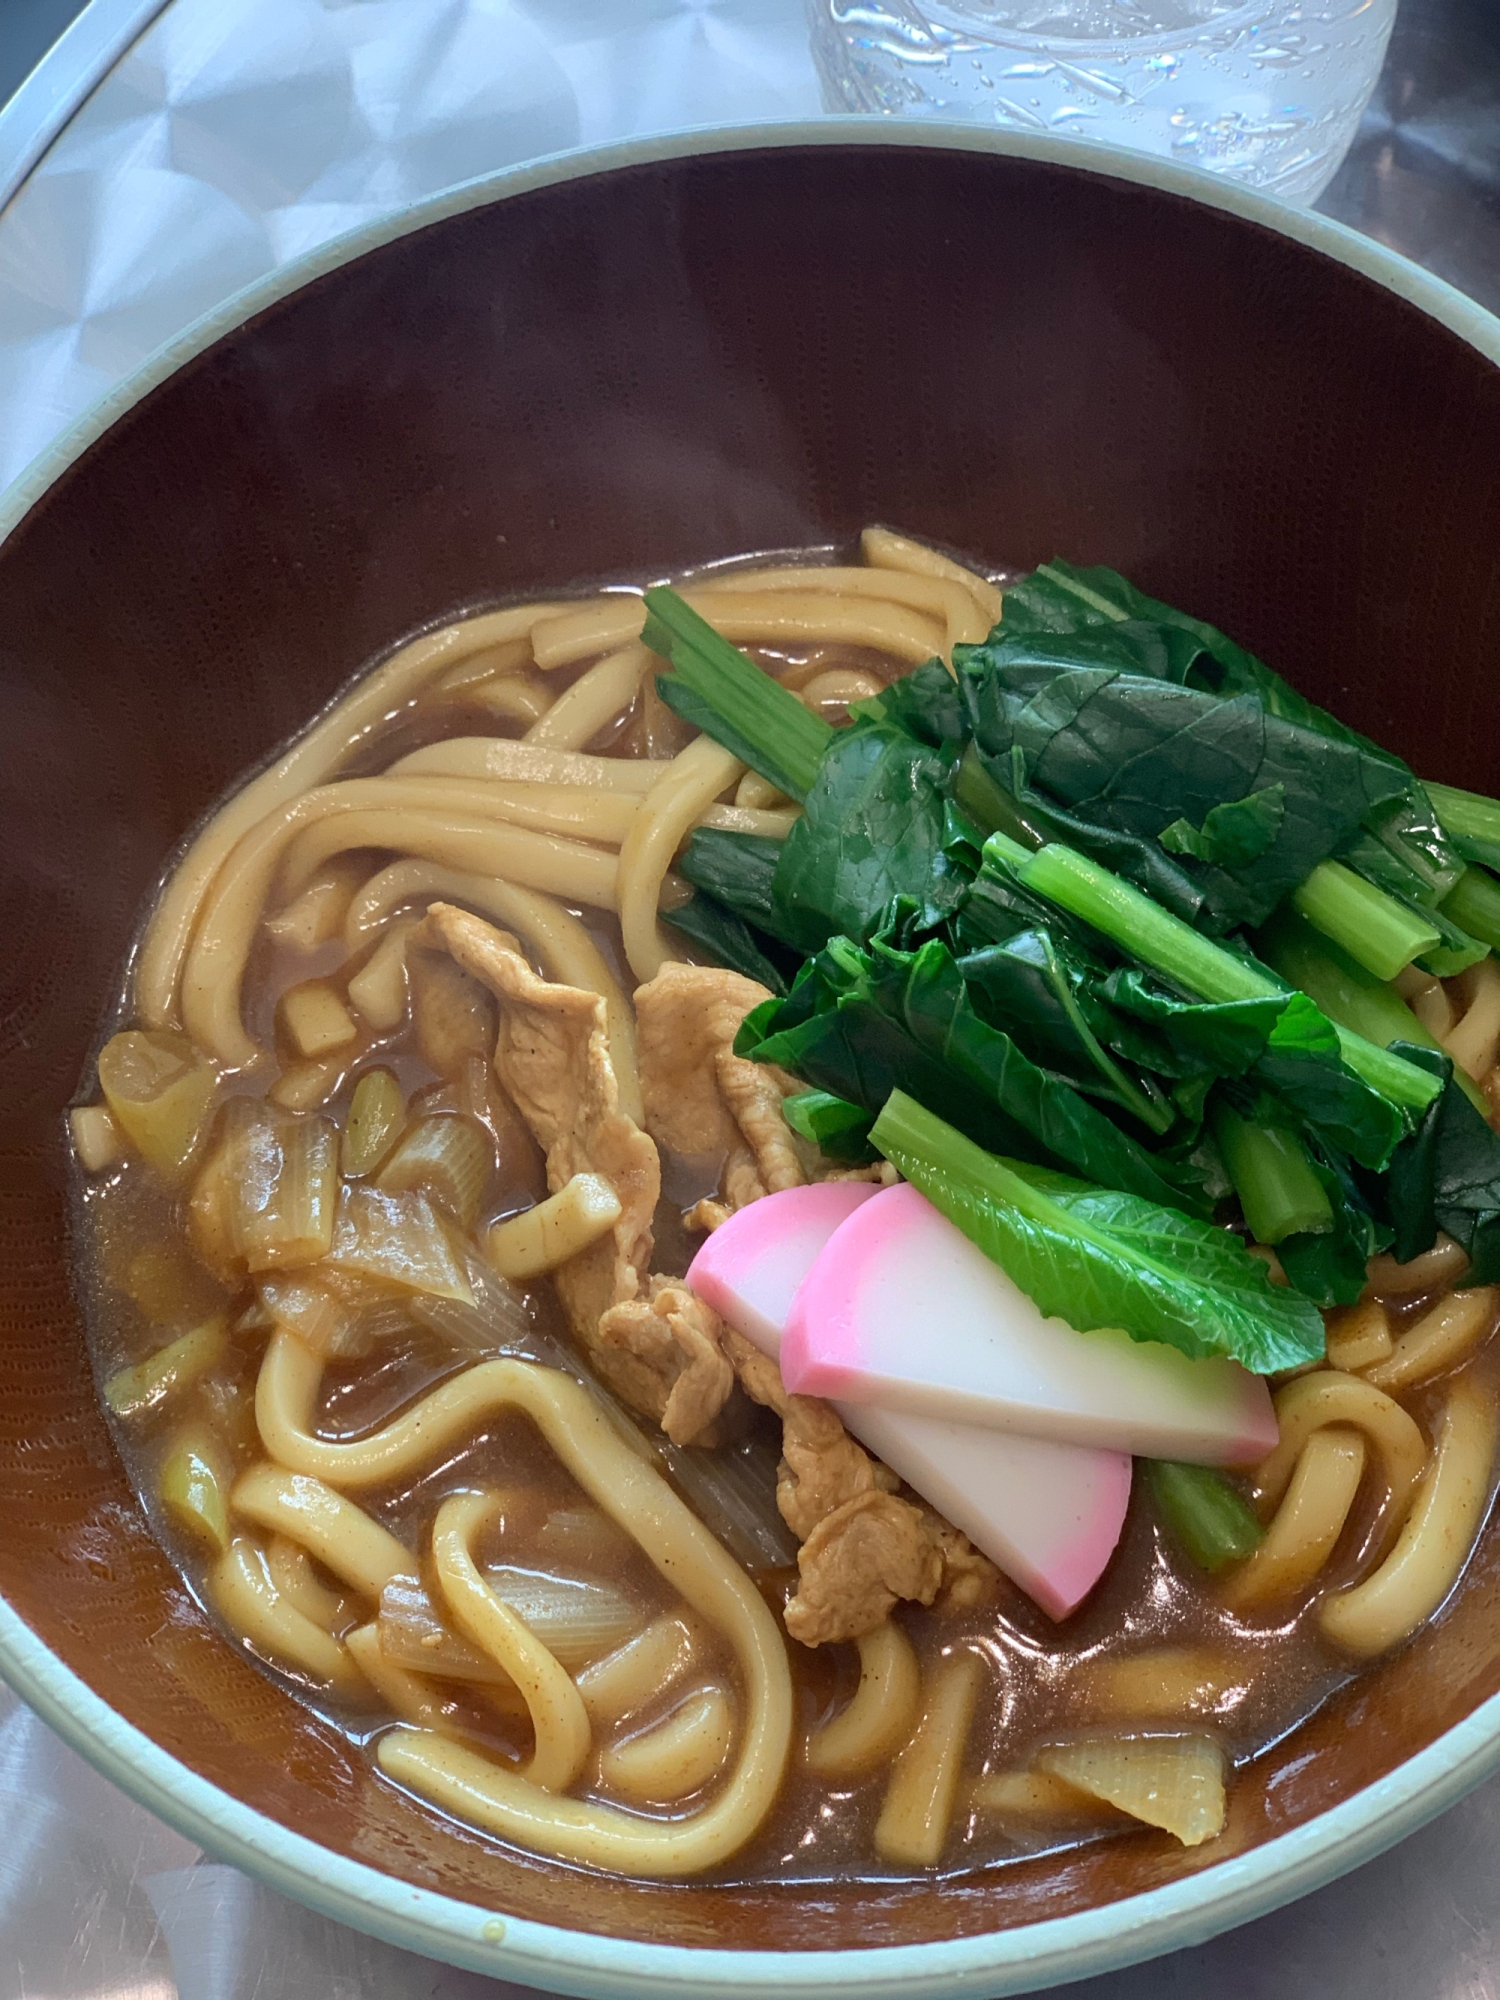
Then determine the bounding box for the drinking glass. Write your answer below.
[807,0,1399,204]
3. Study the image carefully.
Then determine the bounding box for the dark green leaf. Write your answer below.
[854,659,967,747]
[780,1090,875,1163]
[676,829,805,950]
[955,650,1409,932]
[960,932,1173,1132]
[659,892,792,994]
[998,559,1459,898]
[1276,1145,1390,1307]
[870,1090,1325,1372]
[736,932,1210,1215]
[1159,785,1286,870]
[770,722,974,953]
[1386,1043,1500,1282]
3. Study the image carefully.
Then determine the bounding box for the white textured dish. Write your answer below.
[4,122,1500,2000]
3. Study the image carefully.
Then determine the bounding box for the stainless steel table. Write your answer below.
[2,0,1498,1992]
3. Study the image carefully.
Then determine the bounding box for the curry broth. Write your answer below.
[68,548,1500,1883]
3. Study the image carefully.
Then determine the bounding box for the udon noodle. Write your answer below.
[70,530,1500,1881]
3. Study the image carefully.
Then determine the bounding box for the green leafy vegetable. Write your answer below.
[1209,1103,1331,1245]
[644,585,831,801]
[1441,865,1500,952]
[869,1090,1325,1373]
[1385,1044,1500,1282]
[769,724,975,952]
[1159,786,1286,870]
[676,828,800,947]
[1428,782,1500,875]
[737,933,1209,1214]
[998,559,1460,900]
[1289,859,1441,982]
[954,649,1411,932]
[659,893,791,994]
[1146,1461,1264,1572]
[780,1090,875,1163]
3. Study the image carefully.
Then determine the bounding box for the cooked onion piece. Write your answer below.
[157,1426,233,1557]
[104,1315,228,1419]
[1035,1736,1226,1847]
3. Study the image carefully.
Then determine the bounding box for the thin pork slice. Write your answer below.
[781,1183,1277,1466]
[687,1184,1132,1618]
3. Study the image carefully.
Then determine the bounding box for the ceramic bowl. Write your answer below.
[4,126,1500,2000]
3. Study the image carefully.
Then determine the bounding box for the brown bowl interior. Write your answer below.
[4,142,1500,1956]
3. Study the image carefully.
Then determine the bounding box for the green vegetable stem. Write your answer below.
[1289,859,1441,982]
[1145,1460,1265,1572]
[1209,1102,1333,1245]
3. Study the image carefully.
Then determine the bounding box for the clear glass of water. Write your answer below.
[807,0,1399,205]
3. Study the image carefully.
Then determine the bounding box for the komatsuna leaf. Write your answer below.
[997,559,1459,899]
[1275,1143,1391,1308]
[780,1090,876,1163]
[769,720,974,953]
[956,650,1411,931]
[676,829,804,948]
[870,1089,1325,1373]
[660,892,793,994]
[1385,1043,1500,1281]
[959,932,1173,1132]
[735,933,1210,1214]
[1159,786,1286,871]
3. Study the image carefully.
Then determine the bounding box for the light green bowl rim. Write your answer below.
[5,119,1500,1999]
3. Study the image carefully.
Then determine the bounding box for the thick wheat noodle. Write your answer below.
[873,1650,983,1867]
[1443,958,1500,1080]
[693,565,988,652]
[135,602,567,1029]
[209,1536,366,1694]
[285,810,619,912]
[1251,1370,1428,1560]
[432,639,534,690]
[231,1463,415,1600]
[249,1334,792,1870]
[530,589,947,670]
[1223,1429,1367,1608]
[1320,1376,1498,1656]
[432,1490,592,1793]
[805,1621,922,1780]
[184,793,620,1065]
[574,1617,694,1727]
[1363,1234,1470,1298]
[599,1686,734,1802]
[524,646,652,749]
[390,738,669,792]
[617,737,746,983]
[1363,1287,1499,1394]
[342,860,643,1124]
[860,525,1004,626]
[264,1536,349,1631]
[460,676,554,727]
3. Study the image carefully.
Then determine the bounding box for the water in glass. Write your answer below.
[807,0,1398,204]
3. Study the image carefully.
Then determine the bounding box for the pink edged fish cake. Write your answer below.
[780,1181,1277,1465]
[686,1182,1132,1618]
